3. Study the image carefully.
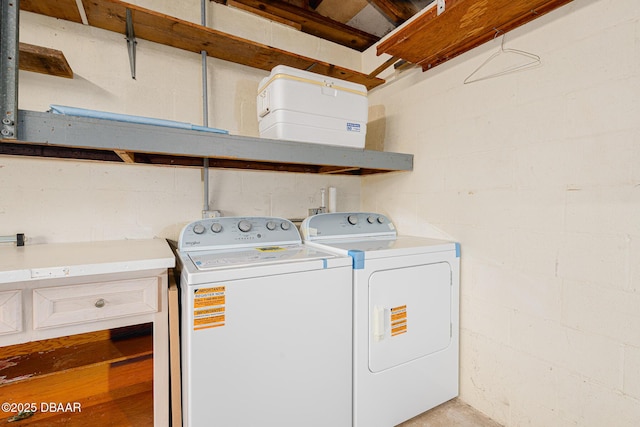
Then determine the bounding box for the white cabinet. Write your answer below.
[0,239,175,426]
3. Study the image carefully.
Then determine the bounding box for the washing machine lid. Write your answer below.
[186,244,337,271]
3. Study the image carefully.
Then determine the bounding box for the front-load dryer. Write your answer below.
[176,216,353,427]
[300,212,460,427]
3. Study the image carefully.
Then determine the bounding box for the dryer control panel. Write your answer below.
[178,217,300,251]
[300,212,396,241]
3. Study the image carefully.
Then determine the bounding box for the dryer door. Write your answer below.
[368,262,452,373]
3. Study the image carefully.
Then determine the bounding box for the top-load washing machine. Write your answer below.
[300,212,460,427]
[175,216,353,427]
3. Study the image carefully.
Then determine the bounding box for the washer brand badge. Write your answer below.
[346,122,360,132]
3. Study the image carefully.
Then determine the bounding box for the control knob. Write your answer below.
[266,221,277,231]
[347,215,358,225]
[193,223,206,234]
[280,221,291,231]
[211,223,223,233]
[238,220,252,232]
[368,215,385,224]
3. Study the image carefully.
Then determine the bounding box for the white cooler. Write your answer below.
[257,65,368,148]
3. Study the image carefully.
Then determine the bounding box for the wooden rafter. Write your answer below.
[224,0,380,51]
[368,0,419,24]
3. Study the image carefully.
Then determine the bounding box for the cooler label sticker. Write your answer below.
[346,122,361,132]
[193,286,226,330]
[391,305,407,337]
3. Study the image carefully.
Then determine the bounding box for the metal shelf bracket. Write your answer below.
[125,8,137,79]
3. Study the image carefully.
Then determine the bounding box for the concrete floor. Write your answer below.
[397,399,503,427]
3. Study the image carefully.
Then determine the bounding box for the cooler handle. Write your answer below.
[258,90,270,117]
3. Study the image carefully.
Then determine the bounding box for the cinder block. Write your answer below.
[563,280,640,347]
[624,344,640,400]
[556,232,628,288]
[556,369,640,427]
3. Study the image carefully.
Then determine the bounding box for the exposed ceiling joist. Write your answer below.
[367,0,419,24]
[222,0,380,51]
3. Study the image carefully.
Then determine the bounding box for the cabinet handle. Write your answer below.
[95,298,106,308]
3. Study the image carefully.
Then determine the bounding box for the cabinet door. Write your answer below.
[0,289,22,335]
[368,262,452,373]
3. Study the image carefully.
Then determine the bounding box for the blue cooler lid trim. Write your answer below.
[348,250,365,269]
[322,259,328,269]
[455,242,461,258]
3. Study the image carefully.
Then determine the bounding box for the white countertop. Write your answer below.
[0,239,175,284]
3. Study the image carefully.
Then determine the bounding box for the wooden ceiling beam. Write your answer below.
[367,0,420,24]
[226,0,380,51]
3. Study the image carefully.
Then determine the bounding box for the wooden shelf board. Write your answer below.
[1,110,413,175]
[20,0,384,90]
[377,0,574,71]
[18,42,73,78]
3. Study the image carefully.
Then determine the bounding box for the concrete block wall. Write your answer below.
[363,0,640,425]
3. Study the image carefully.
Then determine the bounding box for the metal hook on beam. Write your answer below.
[125,8,137,79]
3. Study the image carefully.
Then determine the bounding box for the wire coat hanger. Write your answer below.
[464,30,541,84]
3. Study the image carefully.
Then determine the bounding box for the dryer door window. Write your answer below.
[368,262,452,373]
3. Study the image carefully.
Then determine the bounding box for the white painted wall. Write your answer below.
[363,0,640,426]
[1,2,361,244]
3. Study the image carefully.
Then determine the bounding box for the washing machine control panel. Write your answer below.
[300,212,396,240]
[179,216,300,251]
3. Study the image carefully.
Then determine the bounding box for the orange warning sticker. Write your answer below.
[391,305,407,337]
[194,295,225,308]
[194,286,226,330]
[194,315,225,326]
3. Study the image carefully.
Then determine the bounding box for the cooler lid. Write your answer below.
[259,65,368,96]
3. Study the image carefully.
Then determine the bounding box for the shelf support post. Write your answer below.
[1,0,19,139]
[125,8,137,79]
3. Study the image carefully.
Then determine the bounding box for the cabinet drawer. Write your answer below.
[0,289,22,335]
[33,277,158,329]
